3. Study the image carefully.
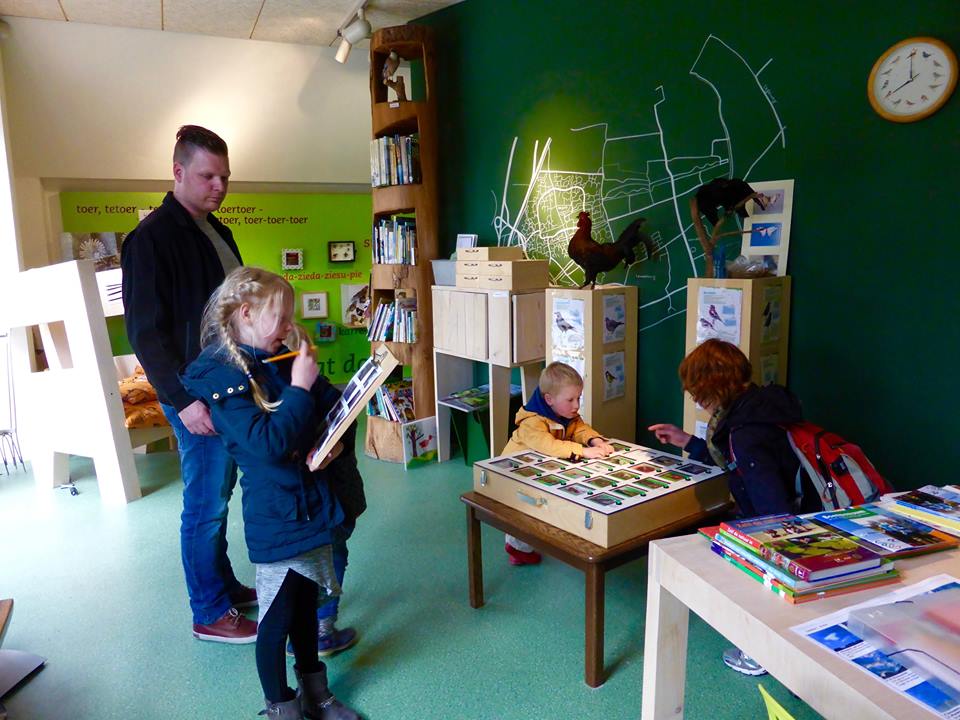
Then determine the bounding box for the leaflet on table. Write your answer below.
[791,574,960,719]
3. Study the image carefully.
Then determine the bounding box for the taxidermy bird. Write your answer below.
[567,213,654,289]
[554,312,575,333]
[382,50,407,102]
[694,178,756,225]
[604,317,624,334]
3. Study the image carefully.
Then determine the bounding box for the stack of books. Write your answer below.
[879,485,960,536]
[367,379,415,423]
[373,215,417,264]
[810,503,958,557]
[705,514,900,604]
[369,134,420,188]
[367,294,417,343]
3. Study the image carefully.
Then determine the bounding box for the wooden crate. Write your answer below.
[455,273,481,288]
[683,277,791,436]
[458,246,525,262]
[473,443,730,547]
[477,261,549,291]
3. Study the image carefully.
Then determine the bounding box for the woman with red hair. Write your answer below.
[650,339,818,517]
[649,339,822,675]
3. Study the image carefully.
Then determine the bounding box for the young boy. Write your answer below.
[500,362,615,565]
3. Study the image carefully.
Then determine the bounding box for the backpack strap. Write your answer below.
[813,430,841,510]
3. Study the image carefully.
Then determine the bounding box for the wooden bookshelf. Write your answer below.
[364,25,438,462]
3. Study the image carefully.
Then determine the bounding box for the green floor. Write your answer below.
[0,433,823,719]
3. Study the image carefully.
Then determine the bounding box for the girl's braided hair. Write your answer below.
[200,266,309,412]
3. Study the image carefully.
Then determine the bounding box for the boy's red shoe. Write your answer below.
[505,543,542,566]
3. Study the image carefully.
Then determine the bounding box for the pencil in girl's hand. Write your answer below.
[263,346,315,364]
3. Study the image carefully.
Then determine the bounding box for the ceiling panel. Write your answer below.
[0,0,65,21]
[61,0,161,30]
[0,0,460,45]
[164,0,263,39]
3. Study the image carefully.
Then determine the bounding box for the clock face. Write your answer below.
[329,241,356,263]
[869,37,957,122]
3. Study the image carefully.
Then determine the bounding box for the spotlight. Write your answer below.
[333,4,371,64]
[335,36,352,64]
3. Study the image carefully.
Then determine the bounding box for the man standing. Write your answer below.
[122,125,257,643]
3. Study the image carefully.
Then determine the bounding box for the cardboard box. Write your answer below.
[458,246,525,262]
[473,443,730,547]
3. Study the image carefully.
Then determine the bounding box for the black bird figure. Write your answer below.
[694,178,757,226]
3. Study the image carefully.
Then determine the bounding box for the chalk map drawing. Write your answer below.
[491,35,786,332]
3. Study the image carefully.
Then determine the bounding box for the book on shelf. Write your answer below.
[373,215,417,265]
[810,503,958,557]
[367,378,415,423]
[366,292,417,343]
[719,514,884,581]
[437,383,522,413]
[369,134,420,188]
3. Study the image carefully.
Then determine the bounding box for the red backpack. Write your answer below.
[785,421,893,510]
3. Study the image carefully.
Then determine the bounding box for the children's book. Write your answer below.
[402,415,437,470]
[810,504,958,557]
[438,383,521,413]
[720,514,883,581]
[892,486,960,532]
[709,526,894,592]
[307,347,398,470]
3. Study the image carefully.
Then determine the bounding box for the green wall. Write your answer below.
[61,191,372,384]
[418,0,960,489]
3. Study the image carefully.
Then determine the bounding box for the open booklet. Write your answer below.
[306,346,399,471]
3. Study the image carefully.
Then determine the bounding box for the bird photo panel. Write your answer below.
[552,297,585,352]
[603,351,626,400]
[741,179,794,277]
[602,294,627,343]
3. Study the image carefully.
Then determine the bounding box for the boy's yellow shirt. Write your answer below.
[502,407,602,460]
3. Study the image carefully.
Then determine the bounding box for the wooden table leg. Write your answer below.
[641,545,690,720]
[585,564,605,687]
[466,504,484,608]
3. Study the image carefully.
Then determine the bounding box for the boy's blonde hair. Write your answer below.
[200,266,309,411]
[539,361,584,396]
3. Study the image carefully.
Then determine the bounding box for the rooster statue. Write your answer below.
[567,212,655,288]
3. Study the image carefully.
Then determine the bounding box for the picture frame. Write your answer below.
[328,241,356,263]
[282,248,304,270]
[301,291,328,319]
[456,233,478,249]
[740,179,794,277]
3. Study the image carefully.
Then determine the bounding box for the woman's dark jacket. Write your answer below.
[181,344,364,563]
[685,384,810,518]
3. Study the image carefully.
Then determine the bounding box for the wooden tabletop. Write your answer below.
[461,491,732,566]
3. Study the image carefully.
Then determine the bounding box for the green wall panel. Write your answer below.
[418,0,960,489]
[61,191,372,384]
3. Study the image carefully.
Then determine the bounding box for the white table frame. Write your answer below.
[641,534,960,720]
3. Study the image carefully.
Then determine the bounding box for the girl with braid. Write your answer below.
[182,267,361,720]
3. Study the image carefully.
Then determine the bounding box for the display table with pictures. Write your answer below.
[641,534,960,720]
[473,441,731,547]
[463,440,733,687]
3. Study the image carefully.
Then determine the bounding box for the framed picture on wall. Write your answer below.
[282,248,304,270]
[301,292,328,319]
[740,179,794,277]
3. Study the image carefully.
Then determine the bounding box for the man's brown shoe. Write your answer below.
[192,608,257,644]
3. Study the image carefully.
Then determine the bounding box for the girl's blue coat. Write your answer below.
[181,344,345,564]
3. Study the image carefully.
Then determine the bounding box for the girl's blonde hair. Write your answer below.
[200,266,309,411]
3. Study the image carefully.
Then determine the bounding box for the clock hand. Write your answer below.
[888,76,916,95]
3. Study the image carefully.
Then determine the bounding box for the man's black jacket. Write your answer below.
[121,192,242,412]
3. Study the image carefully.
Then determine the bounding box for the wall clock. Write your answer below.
[868,37,957,123]
[329,241,356,263]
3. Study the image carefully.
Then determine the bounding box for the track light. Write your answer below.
[334,6,371,64]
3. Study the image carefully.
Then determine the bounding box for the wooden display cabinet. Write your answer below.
[682,276,792,436]
[364,25,439,462]
[433,286,546,460]
[546,285,638,442]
